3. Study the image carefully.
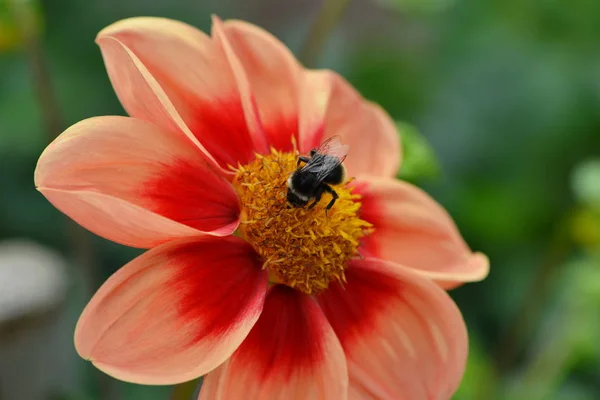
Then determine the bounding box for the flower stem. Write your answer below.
[299,0,352,67]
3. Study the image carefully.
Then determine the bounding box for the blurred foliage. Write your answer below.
[0,0,44,51]
[569,208,600,249]
[376,0,454,14]
[453,333,495,400]
[0,4,21,51]
[396,121,441,182]
[571,159,600,209]
[1,0,600,399]
[502,255,600,400]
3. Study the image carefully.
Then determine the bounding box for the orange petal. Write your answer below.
[317,258,468,400]
[356,178,489,286]
[198,286,348,400]
[217,19,303,152]
[98,17,259,168]
[299,70,400,178]
[75,236,268,385]
[35,116,240,248]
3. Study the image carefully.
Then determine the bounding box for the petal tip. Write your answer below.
[470,252,491,281]
[96,17,164,42]
[96,17,132,42]
[211,14,224,29]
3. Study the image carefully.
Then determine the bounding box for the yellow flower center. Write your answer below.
[233,149,373,295]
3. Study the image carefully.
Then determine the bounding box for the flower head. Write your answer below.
[35,16,489,399]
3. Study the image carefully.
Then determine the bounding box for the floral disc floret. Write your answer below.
[233,148,373,294]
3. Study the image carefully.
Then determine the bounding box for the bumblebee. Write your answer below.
[287,136,349,212]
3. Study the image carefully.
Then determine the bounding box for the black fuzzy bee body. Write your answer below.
[286,137,349,212]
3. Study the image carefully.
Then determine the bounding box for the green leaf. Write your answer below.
[396,122,441,182]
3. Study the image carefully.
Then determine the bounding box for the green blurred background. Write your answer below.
[1,0,599,399]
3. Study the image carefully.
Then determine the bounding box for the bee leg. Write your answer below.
[323,185,339,214]
[297,156,310,166]
[307,187,324,210]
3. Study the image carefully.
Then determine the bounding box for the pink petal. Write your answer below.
[35,116,240,248]
[98,17,260,169]
[198,286,348,400]
[299,70,400,178]
[317,258,468,400]
[356,178,489,286]
[75,236,268,385]
[217,19,303,152]
[95,32,222,171]
[211,16,269,155]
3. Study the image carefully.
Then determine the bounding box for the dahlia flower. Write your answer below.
[34,16,489,399]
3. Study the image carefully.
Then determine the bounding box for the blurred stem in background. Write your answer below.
[503,252,600,400]
[484,159,600,400]
[299,0,352,67]
[494,218,573,374]
[7,1,117,399]
[478,218,573,400]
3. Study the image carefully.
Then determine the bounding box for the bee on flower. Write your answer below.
[34,15,489,400]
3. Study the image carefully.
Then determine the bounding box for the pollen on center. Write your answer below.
[232,148,373,295]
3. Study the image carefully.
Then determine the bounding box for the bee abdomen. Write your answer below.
[323,165,345,185]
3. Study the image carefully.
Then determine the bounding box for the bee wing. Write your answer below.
[314,135,350,163]
[299,136,348,186]
[313,153,345,183]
